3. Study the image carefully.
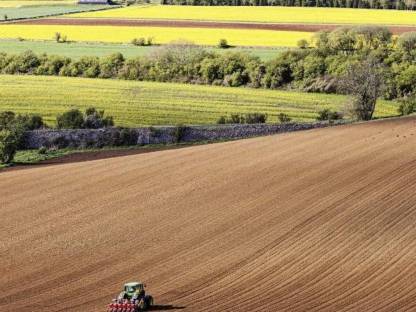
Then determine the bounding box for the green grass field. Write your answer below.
[0,4,110,20]
[0,25,312,47]
[0,75,398,126]
[72,5,416,26]
[0,39,284,60]
[0,0,76,8]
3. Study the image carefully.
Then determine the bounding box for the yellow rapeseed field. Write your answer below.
[0,25,313,47]
[72,5,416,26]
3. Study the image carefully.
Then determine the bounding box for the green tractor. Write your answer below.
[107,282,154,312]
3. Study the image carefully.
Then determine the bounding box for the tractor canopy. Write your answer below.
[123,282,144,295]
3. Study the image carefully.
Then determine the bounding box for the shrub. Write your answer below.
[217,116,227,124]
[83,107,114,129]
[297,39,309,49]
[38,146,48,155]
[398,96,416,115]
[277,113,291,123]
[16,114,44,130]
[56,109,84,129]
[172,124,187,143]
[118,128,138,145]
[132,38,146,46]
[0,111,44,131]
[0,129,19,164]
[218,39,230,49]
[245,113,267,124]
[0,111,16,130]
[316,109,343,121]
[54,32,61,43]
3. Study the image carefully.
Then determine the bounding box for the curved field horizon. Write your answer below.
[1,117,416,311]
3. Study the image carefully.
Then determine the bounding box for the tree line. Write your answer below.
[2,27,416,102]
[161,0,416,10]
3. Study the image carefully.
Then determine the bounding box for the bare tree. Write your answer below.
[339,58,385,121]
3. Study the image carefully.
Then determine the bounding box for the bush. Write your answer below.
[132,38,146,46]
[56,107,114,129]
[0,111,44,131]
[398,96,416,115]
[216,113,267,124]
[38,146,48,154]
[0,111,16,130]
[245,113,267,124]
[218,39,230,49]
[16,114,44,130]
[83,107,114,129]
[316,109,343,121]
[54,32,61,43]
[277,113,291,123]
[56,109,84,129]
[297,39,309,49]
[0,129,20,164]
[172,124,187,143]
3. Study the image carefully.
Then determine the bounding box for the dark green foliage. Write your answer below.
[397,95,416,115]
[118,128,138,145]
[218,39,230,49]
[217,113,267,124]
[0,111,44,131]
[56,107,114,129]
[172,124,188,143]
[245,113,268,124]
[56,109,84,129]
[316,109,343,121]
[132,38,146,46]
[277,113,291,123]
[0,128,20,164]
[0,111,39,164]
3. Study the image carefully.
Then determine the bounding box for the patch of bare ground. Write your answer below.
[11,18,416,34]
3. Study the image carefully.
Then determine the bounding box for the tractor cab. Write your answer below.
[110,282,153,311]
[124,282,145,297]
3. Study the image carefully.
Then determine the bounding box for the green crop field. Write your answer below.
[0,25,312,47]
[0,0,76,8]
[0,75,398,126]
[0,4,110,20]
[72,5,416,26]
[0,39,284,60]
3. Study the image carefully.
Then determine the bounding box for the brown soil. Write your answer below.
[12,18,416,34]
[1,117,416,312]
[0,145,193,173]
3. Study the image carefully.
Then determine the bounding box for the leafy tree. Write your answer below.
[340,59,385,120]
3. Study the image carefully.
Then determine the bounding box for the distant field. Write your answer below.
[0,25,312,47]
[72,5,416,26]
[0,0,75,7]
[0,4,110,20]
[0,75,397,126]
[0,39,284,60]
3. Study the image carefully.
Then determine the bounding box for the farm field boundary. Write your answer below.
[23,120,349,149]
[13,18,416,34]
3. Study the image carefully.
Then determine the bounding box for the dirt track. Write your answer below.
[1,117,416,312]
[12,18,416,34]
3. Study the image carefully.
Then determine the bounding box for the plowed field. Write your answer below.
[1,116,416,311]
